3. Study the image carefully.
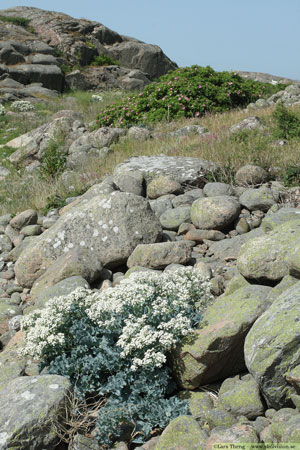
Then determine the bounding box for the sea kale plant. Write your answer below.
[21,268,213,447]
[96,65,285,127]
[11,100,35,112]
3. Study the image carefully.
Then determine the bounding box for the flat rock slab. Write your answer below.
[245,280,300,408]
[0,375,72,449]
[114,156,219,186]
[169,285,272,389]
[15,192,162,288]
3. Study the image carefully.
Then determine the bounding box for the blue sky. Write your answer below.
[1,0,299,80]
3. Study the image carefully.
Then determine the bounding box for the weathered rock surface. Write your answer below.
[0,375,72,449]
[245,280,300,408]
[237,220,300,282]
[217,374,265,419]
[191,196,241,230]
[15,192,162,287]
[169,285,272,389]
[114,156,219,186]
[127,241,193,269]
[154,415,207,450]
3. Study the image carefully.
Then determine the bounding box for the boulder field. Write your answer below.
[1,147,300,447]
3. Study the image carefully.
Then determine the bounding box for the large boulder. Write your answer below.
[0,375,72,449]
[15,192,162,288]
[245,280,300,408]
[114,156,219,186]
[169,285,272,389]
[237,220,300,282]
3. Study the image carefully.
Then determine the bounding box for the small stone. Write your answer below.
[21,224,42,236]
[235,217,250,234]
[8,315,23,331]
[177,222,195,235]
[194,261,212,279]
[10,209,38,230]
[235,164,269,186]
[147,175,182,199]
[185,229,225,242]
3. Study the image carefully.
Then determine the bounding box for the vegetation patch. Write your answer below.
[0,15,31,28]
[21,268,213,447]
[90,54,119,67]
[272,101,300,139]
[95,65,285,127]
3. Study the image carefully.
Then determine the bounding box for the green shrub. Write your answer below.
[0,15,30,27]
[40,138,67,178]
[95,65,285,127]
[272,101,300,139]
[21,268,213,447]
[90,54,119,67]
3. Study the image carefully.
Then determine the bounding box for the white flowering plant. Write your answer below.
[11,100,35,112]
[0,104,5,116]
[91,94,103,102]
[21,268,212,446]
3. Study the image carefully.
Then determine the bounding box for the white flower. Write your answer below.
[92,94,103,102]
[11,100,35,112]
[0,104,5,116]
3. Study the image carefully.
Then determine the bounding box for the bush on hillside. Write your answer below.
[95,65,285,127]
[21,268,213,447]
[272,101,300,139]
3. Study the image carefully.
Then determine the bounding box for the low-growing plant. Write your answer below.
[21,268,213,447]
[40,138,67,179]
[11,100,35,112]
[0,15,30,27]
[90,54,119,67]
[0,104,5,116]
[272,101,300,139]
[95,65,285,128]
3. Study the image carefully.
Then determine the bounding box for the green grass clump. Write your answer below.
[95,65,285,128]
[0,15,30,28]
[272,101,300,139]
[90,54,119,67]
[40,138,67,179]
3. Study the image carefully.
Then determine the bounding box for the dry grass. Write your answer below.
[1,94,300,216]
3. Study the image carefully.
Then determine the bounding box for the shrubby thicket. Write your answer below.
[96,65,285,127]
[21,268,212,447]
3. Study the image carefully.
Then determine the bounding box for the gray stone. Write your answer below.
[245,280,300,408]
[170,125,209,137]
[127,241,194,269]
[21,224,42,236]
[113,170,145,196]
[191,196,241,230]
[15,192,162,288]
[114,155,219,186]
[154,415,207,450]
[0,234,12,252]
[169,285,272,389]
[203,182,235,197]
[159,206,191,231]
[237,221,300,282]
[149,195,175,218]
[33,275,90,307]
[229,117,262,134]
[69,127,125,153]
[147,175,182,199]
[172,191,204,208]
[0,349,27,392]
[10,209,38,230]
[235,164,269,187]
[0,301,22,321]
[0,375,72,449]
[217,374,265,419]
[239,186,276,212]
[127,126,151,141]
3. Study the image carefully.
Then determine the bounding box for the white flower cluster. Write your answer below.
[21,288,89,358]
[21,268,213,371]
[91,94,103,102]
[11,100,35,112]
[0,104,5,116]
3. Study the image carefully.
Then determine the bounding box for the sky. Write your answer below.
[1,0,299,80]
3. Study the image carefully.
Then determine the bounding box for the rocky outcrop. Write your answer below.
[0,6,177,96]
